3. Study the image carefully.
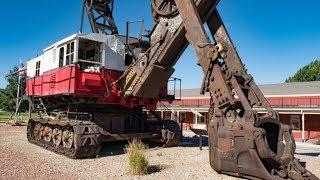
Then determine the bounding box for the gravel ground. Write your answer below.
[0,124,319,180]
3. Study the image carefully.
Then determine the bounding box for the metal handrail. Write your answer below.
[77,59,102,65]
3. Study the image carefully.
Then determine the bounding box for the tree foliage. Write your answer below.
[0,66,28,112]
[286,60,320,83]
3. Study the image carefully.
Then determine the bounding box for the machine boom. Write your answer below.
[119,0,318,179]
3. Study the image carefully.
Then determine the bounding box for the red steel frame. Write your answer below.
[26,64,162,110]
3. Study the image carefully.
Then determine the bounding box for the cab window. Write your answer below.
[59,47,64,67]
[35,61,41,76]
[65,41,74,65]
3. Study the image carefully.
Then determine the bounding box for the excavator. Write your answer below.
[25,0,318,179]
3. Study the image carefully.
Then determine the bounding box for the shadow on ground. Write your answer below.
[296,152,320,157]
[148,164,169,174]
[99,141,127,157]
[99,141,165,157]
[98,135,206,157]
[180,135,208,147]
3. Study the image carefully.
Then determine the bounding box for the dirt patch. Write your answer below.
[0,124,319,179]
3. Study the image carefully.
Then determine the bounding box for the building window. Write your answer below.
[66,41,74,65]
[290,115,301,130]
[59,47,64,67]
[180,112,186,122]
[163,111,171,120]
[35,61,41,76]
[197,113,207,124]
[199,116,205,124]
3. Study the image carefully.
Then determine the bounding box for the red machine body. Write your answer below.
[24,32,181,157]
[25,64,160,110]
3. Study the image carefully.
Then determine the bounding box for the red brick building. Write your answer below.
[157,81,320,141]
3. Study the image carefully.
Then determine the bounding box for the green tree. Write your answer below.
[0,66,28,112]
[286,60,320,83]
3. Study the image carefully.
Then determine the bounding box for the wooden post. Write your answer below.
[195,114,198,128]
[199,132,203,151]
[14,73,22,124]
[161,110,164,119]
[301,110,305,142]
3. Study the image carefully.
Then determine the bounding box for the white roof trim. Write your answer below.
[263,94,320,98]
[157,107,320,114]
[179,94,320,100]
[44,33,83,52]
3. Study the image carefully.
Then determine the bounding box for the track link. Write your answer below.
[27,118,101,159]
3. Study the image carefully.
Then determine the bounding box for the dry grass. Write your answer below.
[125,138,149,175]
[0,111,37,123]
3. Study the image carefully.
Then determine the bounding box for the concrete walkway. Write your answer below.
[295,142,320,157]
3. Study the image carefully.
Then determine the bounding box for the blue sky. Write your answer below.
[0,0,320,89]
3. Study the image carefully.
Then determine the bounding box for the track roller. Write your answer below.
[27,118,101,159]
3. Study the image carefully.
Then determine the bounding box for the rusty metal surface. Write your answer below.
[27,118,101,159]
[160,120,181,147]
[117,0,319,179]
[27,106,181,158]
[174,0,318,179]
[121,0,219,98]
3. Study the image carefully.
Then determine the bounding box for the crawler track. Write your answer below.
[27,117,182,158]
[27,118,101,159]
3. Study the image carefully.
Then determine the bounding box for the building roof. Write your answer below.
[174,81,320,98]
